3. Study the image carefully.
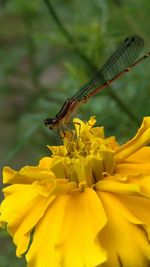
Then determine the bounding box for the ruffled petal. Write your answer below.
[3,165,55,184]
[60,188,107,267]
[115,117,150,163]
[26,188,107,267]
[98,192,150,267]
[115,147,150,177]
[126,147,150,163]
[0,184,55,256]
[26,194,70,267]
[117,194,150,227]
[96,178,148,197]
[38,157,54,168]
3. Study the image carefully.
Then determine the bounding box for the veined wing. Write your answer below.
[70,35,144,101]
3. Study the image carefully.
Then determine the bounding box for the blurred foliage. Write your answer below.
[0,0,150,266]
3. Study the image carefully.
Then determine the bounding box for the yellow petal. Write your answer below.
[0,184,55,256]
[59,188,107,267]
[26,194,69,267]
[3,166,16,184]
[98,192,150,267]
[0,184,38,222]
[126,175,150,196]
[73,117,96,139]
[26,188,107,267]
[115,147,150,177]
[115,117,150,163]
[48,146,68,157]
[38,157,53,168]
[126,146,150,163]
[51,157,71,179]
[96,179,146,197]
[117,193,150,227]
[116,162,150,177]
[3,166,55,184]
[91,126,105,139]
[31,178,56,197]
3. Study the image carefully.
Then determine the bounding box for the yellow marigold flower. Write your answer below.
[1,116,150,267]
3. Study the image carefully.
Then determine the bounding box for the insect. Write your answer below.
[44,35,150,130]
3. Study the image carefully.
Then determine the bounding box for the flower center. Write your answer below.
[49,118,118,188]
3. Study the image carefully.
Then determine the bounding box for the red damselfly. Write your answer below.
[44,35,150,130]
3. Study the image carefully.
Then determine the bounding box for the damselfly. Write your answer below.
[44,35,150,130]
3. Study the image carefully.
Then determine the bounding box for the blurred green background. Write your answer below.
[0,0,150,266]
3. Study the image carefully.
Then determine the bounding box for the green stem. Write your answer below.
[23,15,39,88]
[43,0,140,125]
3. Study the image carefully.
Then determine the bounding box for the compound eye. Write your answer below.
[44,118,52,126]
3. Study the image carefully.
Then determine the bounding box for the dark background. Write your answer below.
[0,0,150,266]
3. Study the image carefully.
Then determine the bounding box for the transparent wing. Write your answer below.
[71,35,144,101]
